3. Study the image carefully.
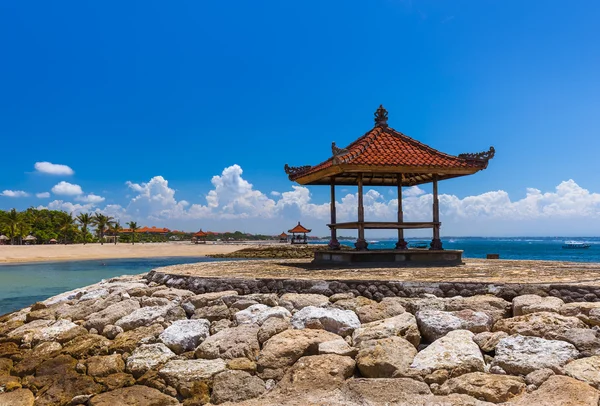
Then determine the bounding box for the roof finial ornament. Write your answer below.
[374,105,388,127]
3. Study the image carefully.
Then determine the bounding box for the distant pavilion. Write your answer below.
[285,106,494,264]
[193,230,208,244]
[288,222,311,245]
[278,232,289,243]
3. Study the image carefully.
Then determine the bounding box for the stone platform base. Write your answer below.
[314,249,463,266]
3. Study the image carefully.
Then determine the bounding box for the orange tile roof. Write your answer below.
[278,232,288,238]
[285,106,494,185]
[138,226,170,233]
[194,230,208,237]
[288,222,311,234]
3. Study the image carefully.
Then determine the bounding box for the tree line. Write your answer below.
[0,208,141,245]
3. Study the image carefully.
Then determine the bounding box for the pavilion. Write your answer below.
[193,230,208,244]
[288,222,311,244]
[285,105,494,264]
[278,232,289,243]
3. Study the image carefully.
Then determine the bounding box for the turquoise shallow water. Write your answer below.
[313,237,600,262]
[0,256,224,316]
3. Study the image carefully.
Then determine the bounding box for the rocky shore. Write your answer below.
[3,273,600,405]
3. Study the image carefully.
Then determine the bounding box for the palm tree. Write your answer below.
[107,221,122,245]
[57,212,77,244]
[1,209,19,245]
[127,221,140,245]
[76,213,92,245]
[92,213,114,245]
[15,213,31,245]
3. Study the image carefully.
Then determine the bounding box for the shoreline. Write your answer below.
[0,242,252,264]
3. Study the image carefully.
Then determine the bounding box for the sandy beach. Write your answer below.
[0,242,251,264]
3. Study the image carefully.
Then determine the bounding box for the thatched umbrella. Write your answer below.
[0,235,8,245]
[23,235,37,244]
[49,238,57,244]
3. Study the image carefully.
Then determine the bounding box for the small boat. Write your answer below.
[562,241,591,249]
[409,241,429,249]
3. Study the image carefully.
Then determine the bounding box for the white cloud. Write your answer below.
[1,190,29,198]
[125,176,189,220]
[36,192,50,198]
[76,193,105,204]
[52,181,83,196]
[45,200,94,215]
[34,162,74,176]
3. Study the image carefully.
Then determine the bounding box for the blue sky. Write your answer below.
[1,1,600,236]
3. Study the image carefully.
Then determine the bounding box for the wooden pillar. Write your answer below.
[355,173,368,250]
[395,174,407,249]
[328,177,341,250]
[430,174,443,250]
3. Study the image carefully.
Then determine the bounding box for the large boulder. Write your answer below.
[210,370,266,404]
[546,328,600,356]
[279,293,329,310]
[446,295,511,323]
[491,335,579,375]
[89,385,179,406]
[291,306,360,337]
[409,330,485,376]
[195,324,260,360]
[158,319,210,354]
[191,304,231,322]
[472,331,509,353]
[182,291,238,315]
[318,338,358,357]
[513,294,564,316]
[6,319,53,344]
[109,324,164,354]
[416,309,492,342]
[158,359,227,386]
[560,302,600,325]
[0,389,34,406]
[356,336,417,378]
[352,313,420,348]
[126,343,176,377]
[257,317,291,344]
[86,354,126,378]
[151,287,194,301]
[564,356,600,389]
[341,378,432,405]
[508,375,600,406]
[12,342,62,376]
[276,354,355,392]
[84,299,141,332]
[493,312,587,339]
[61,334,111,358]
[31,319,86,344]
[235,304,291,326]
[435,372,526,403]
[115,306,185,331]
[355,298,406,323]
[256,328,341,380]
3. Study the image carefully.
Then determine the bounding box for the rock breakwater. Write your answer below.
[3,271,600,404]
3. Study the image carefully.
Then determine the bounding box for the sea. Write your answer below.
[0,256,228,316]
[1,237,600,316]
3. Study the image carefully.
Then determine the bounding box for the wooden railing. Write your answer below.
[327,221,440,230]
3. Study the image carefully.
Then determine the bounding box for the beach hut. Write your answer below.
[0,235,8,245]
[284,105,494,264]
[288,222,311,244]
[194,230,208,244]
[278,232,289,243]
[23,235,37,245]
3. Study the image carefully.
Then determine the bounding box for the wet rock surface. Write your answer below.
[4,272,600,404]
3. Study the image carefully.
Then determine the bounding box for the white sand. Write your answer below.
[0,242,251,264]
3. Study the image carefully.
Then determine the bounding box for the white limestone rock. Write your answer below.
[159,358,227,386]
[115,305,185,331]
[409,330,485,376]
[291,306,360,337]
[159,319,210,354]
[416,309,492,342]
[492,334,579,375]
[126,343,176,377]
